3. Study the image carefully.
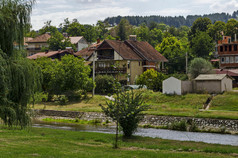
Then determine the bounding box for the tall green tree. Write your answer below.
[0,0,42,127]
[207,21,226,41]
[117,19,127,41]
[191,31,215,59]
[225,19,238,40]
[156,36,187,73]
[39,21,58,35]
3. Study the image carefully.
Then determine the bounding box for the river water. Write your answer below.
[33,121,238,146]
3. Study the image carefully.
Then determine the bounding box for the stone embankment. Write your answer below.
[34,109,238,132]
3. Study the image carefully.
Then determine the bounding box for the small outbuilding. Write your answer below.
[163,77,192,95]
[195,74,233,94]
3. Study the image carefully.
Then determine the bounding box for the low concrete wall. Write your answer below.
[34,110,238,132]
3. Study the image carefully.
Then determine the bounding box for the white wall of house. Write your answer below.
[77,43,88,51]
[114,51,123,60]
[163,77,182,95]
[221,77,233,92]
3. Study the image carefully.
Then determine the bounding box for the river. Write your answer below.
[33,120,238,146]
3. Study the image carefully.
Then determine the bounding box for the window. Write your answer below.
[235,45,238,51]
[98,62,105,68]
[226,57,230,63]
[225,45,228,51]
[229,45,232,51]
[236,56,238,63]
[230,57,234,63]
[221,57,225,63]
[127,61,130,69]
[220,46,223,52]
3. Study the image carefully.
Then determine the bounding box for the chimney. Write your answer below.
[129,35,137,41]
[235,34,237,42]
[45,50,49,54]
[97,38,100,44]
[46,32,51,35]
[58,49,61,53]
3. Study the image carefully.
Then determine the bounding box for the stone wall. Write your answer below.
[34,110,238,132]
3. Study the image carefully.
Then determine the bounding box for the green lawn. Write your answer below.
[32,90,238,120]
[0,127,237,158]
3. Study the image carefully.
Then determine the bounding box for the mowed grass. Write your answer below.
[0,127,238,158]
[32,90,238,119]
[211,92,238,111]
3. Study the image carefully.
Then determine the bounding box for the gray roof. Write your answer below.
[195,74,231,81]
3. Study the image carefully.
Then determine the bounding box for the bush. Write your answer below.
[95,75,120,95]
[188,58,213,79]
[100,90,149,138]
[136,69,167,91]
[53,95,69,105]
[168,120,187,131]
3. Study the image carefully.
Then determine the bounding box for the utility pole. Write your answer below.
[92,51,96,97]
[186,52,188,74]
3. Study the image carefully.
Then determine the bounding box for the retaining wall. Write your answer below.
[34,110,238,132]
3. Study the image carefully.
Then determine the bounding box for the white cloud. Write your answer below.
[210,0,238,13]
[31,6,133,30]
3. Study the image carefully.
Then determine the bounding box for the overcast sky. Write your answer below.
[31,0,238,30]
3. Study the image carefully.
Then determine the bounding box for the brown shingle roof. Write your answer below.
[27,50,74,60]
[103,40,142,60]
[125,40,168,62]
[75,42,102,59]
[27,33,51,43]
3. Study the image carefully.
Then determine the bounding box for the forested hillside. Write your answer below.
[104,11,238,27]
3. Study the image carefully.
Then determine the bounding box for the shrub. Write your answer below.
[188,58,213,79]
[168,120,187,131]
[53,95,69,105]
[95,75,120,95]
[136,69,167,91]
[100,90,149,138]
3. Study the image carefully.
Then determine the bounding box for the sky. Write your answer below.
[31,0,238,30]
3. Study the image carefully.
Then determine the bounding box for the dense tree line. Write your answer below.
[104,11,238,27]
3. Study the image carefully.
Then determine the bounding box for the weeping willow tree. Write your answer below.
[0,0,42,128]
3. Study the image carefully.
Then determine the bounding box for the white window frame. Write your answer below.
[226,57,230,63]
[235,56,238,63]
[230,57,234,63]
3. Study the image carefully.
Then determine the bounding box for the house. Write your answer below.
[217,35,238,69]
[26,33,88,56]
[76,36,168,85]
[74,40,102,60]
[68,36,88,51]
[214,69,238,87]
[195,74,233,94]
[27,49,75,60]
[26,33,51,56]
[163,77,192,95]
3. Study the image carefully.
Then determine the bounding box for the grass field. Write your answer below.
[0,127,238,158]
[32,90,238,120]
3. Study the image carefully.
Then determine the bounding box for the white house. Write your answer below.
[69,36,88,51]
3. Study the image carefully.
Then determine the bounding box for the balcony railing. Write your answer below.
[96,67,127,74]
[27,47,41,51]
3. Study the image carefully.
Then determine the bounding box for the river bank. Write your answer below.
[33,110,238,134]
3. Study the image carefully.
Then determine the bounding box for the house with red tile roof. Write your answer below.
[76,36,168,85]
[27,49,75,60]
[26,33,51,56]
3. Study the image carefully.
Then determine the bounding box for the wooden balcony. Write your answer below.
[95,67,127,74]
